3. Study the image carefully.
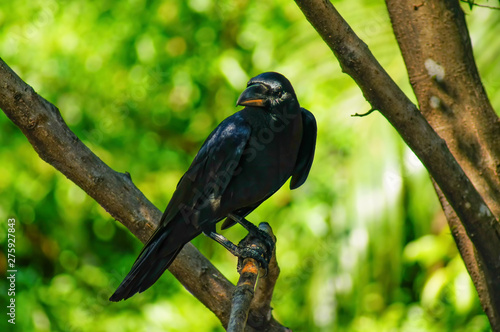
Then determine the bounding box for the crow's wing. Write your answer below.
[290,108,317,189]
[160,113,252,228]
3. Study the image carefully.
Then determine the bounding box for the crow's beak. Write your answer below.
[236,83,267,107]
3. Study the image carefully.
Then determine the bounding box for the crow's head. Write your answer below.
[237,72,297,109]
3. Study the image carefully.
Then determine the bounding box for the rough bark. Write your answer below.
[293,0,500,328]
[384,0,500,327]
[0,57,285,331]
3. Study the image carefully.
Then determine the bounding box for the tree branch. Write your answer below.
[293,0,500,327]
[228,258,259,332]
[0,57,286,331]
[248,224,282,330]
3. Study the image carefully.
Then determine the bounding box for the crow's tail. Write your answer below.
[109,225,184,302]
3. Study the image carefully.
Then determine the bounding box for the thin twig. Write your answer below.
[459,0,500,10]
[351,108,377,117]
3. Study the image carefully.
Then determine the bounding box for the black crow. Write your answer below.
[110,72,316,301]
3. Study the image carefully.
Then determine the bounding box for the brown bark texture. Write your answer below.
[385,0,500,328]
[0,57,286,331]
[293,0,500,329]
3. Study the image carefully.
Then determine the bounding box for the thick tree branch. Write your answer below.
[293,0,500,326]
[0,57,286,331]
[433,181,495,324]
[384,0,500,327]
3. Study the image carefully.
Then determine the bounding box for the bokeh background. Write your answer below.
[1,0,500,331]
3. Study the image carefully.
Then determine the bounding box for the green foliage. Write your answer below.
[0,0,498,331]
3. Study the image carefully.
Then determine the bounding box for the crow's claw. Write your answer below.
[236,224,275,276]
[205,217,275,276]
[236,246,270,273]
